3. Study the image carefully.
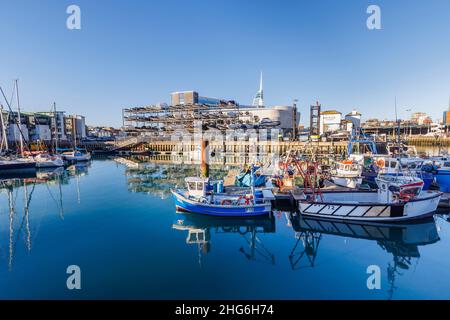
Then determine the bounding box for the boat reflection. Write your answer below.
[123,161,230,199]
[288,213,440,299]
[172,212,276,267]
[0,164,90,271]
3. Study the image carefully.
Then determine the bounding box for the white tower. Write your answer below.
[252,72,264,107]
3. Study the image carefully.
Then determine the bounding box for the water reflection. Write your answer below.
[172,212,276,267]
[289,213,440,299]
[0,163,91,271]
[124,161,231,199]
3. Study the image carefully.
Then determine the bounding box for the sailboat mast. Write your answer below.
[15,79,24,157]
[73,115,77,149]
[0,104,8,151]
[53,102,59,151]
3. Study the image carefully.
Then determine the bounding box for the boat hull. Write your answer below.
[331,176,362,189]
[63,155,91,162]
[172,190,271,217]
[0,161,36,174]
[436,169,450,192]
[298,190,441,222]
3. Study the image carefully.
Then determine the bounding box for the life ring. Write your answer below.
[237,195,251,205]
[376,158,385,168]
[277,178,284,187]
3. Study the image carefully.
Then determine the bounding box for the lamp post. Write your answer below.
[405,108,412,137]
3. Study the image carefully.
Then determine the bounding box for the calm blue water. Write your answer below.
[1,159,450,300]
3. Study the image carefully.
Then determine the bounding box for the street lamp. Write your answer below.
[405,108,412,136]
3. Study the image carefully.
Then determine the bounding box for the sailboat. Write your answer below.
[34,152,64,168]
[62,149,91,162]
[0,81,36,175]
[61,114,91,162]
[33,103,64,168]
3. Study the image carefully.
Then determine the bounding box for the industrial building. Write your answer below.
[123,90,300,137]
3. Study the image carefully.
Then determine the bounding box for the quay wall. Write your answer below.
[406,136,450,146]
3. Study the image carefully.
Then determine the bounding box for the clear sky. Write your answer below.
[1,0,449,127]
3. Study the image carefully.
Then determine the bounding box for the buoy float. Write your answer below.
[376,158,385,168]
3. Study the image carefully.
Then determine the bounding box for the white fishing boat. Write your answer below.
[330,160,362,188]
[34,153,64,168]
[298,175,441,222]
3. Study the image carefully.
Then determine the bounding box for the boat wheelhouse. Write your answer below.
[330,160,362,189]
[436,162,450,192]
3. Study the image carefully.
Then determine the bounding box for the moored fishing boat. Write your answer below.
[330,159,362,189]
[298,175,441,222]
[362,157,434,190]
[172,177,273,217]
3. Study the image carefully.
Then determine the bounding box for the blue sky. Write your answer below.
[0,0,449,127]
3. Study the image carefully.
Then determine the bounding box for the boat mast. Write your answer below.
[0,104,8,151]
[53,102,59,152]
[15,79,24,157]
[73,115,77,150]
[0,84,28,154]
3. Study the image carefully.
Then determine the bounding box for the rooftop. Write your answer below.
[320,110,342,115]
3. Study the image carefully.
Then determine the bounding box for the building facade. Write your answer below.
[319,110,342,134]
[0,110,86,144]
[345,109,362,133]
[171,91,236,107]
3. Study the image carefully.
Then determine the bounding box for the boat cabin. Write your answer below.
[336,161,361,174]
[185,177,210,198]
[376,175,424,203]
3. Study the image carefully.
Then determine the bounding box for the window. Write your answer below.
[390,161,397,169]
[179,93,185,105]
[196,182,204,191]
[187,182,196,190]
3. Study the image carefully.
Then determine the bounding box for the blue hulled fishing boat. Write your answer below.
[171,175,274,217]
